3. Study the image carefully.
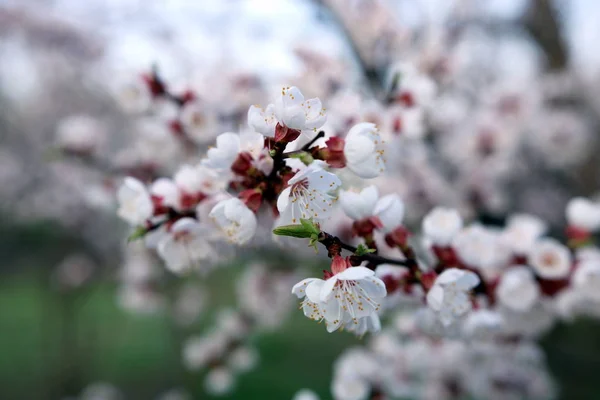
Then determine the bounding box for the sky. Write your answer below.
[2,0,600,102]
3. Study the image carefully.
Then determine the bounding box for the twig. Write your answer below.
[317,231,410,268]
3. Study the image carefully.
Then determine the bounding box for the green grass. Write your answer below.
[0,267,359,399]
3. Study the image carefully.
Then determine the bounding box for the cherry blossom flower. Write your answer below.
[320,257,387,333]
[113,75,153,114]
[293,389,320,400]
[331,377,370,400]
[502,214,547,255]
[373,194,405,233]
[150,178,180,211]
[157,218,213,274]
[276,163,341,225]
[247,104,277,137]
[227,346,259,373]
[117,177,153,226]
[426,268,480,326]
[292,277,326,322]
[179,100,219,143]
[343,122,386,179]
[204,367,235,395]
[338,186,404,234]
[422,207,463,246]
[202,131,267,173]
[201,132,241,170]
[453,225,511,274]
[55,115,105,155]
[292,257,386,333]
[209,198,257,244]
[572,259,600,302]
[273,86,327,132]
[496,266,540,312]
[339,186,379,220]
[174,164,224,197]
[462,309,503,339]
[528,238,571,280]
[566,197,600,232]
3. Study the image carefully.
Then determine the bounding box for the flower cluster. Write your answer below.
[108,78,600,400]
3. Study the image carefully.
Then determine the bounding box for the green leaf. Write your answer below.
[300,218,321,236]
[272,224,313,238]
[355,244,376,256]
[127,226,147,242]
[308,233,319,253]
[273,219,321,242]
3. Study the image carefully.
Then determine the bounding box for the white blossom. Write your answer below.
[113,75,153,114]
[248,104,277,137]
[572,259,600,302]
[274,86,327,131]
[566,197,600,232]
[338,186,404,233]
[179,100,219,143]
[157,218,213,274]
[502,213,548,255]
[426,268,480,326]
[496,266,540,312]
[331,377,370,400]
[292,258,386,333]
[227,346,259,373]
[344,122,386,178]
[202,130,267,172]
[201,132,240,170]
[320,260,387,333]
[373,194,404,233]
[150,178,180,210]
[453,225,511,273]
[183,332,228,370]
[117,177,153,226]
[209,198,257,244]
[293,389,320,400]
[174,164,224,196]
[339,186,379,220]
[528,238,571,280]
[422,207,463,246]
[277,163,341,225]
[204,367,235,395]
[55,115,105,154]
[462,309,503,339]
[292,277,326,322]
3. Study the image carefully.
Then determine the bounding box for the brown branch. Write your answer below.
[523,0,568,70]
[317,231,411,269]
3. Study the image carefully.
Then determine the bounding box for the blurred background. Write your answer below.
[1,0,600,399]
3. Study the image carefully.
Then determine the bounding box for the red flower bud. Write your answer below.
[179,90,196,104]
[420,270,437,291]
[565,225,591,242]
[381,274,401,293]
[396,91,415,108]
[385,226,411,248]
[331,255,350,274]
[168,120,184,136]
[231,152,254,175]
[142,73,166,97]
[239,189,263,213]
[324,137,346,168]
[352,217,383,237]
[274,123,301,143]
[432,246,459,267]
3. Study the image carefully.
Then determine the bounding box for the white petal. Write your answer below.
[292,278,319,298]
[426,285,444,311]
[337,267,374,281]
[320,276,338,302]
